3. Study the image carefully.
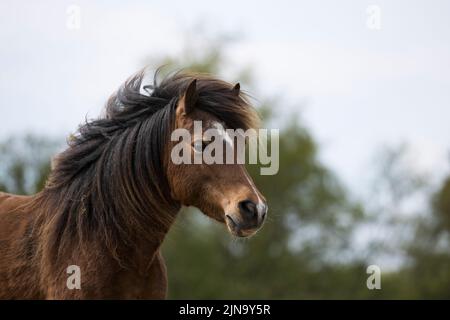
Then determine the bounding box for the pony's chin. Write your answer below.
[224,216,258,238]
[228,228,258,238]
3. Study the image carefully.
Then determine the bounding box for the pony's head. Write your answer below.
[156,73,268,237]
[44,70,267,254]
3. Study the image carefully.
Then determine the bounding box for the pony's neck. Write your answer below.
[122,206,179,272]
[38,174,180,272]
[38,125,181,271]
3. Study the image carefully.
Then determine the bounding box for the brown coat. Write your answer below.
[0,192,168,299]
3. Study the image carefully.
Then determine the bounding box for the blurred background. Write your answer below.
[1,0,449,298]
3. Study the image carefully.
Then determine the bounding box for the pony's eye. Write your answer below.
[193,140,208,153]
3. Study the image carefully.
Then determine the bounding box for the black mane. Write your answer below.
[33,69,259,266]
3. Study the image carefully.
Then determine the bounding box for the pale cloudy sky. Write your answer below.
[1,0,449,192]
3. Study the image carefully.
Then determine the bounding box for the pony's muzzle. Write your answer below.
[225,200,267,237]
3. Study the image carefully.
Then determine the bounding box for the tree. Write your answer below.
[0,134,60,194]
[157,34,364,298]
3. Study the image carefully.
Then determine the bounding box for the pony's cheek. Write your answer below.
[201,206,226,224]
[211,213,226,223]
[170,180,202,206]
[170,189,181,202]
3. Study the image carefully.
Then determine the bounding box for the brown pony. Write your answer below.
[0,70,267,299]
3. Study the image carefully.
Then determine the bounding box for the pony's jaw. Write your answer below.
[224,214,260,237]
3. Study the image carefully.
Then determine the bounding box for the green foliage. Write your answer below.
[0,134,60,194]
[159,39,368,299]
[433,177,450,232]
[158,36,450,299]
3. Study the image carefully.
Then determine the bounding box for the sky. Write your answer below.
[1,0,449,194]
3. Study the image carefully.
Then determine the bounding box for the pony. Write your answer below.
[0,70,267,299]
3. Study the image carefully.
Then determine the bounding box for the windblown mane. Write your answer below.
[32,69,260,266]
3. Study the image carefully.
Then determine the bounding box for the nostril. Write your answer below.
[238,200,258,219]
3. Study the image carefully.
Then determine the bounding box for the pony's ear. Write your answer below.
[231,82,240,96]
[178,79,198,115]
